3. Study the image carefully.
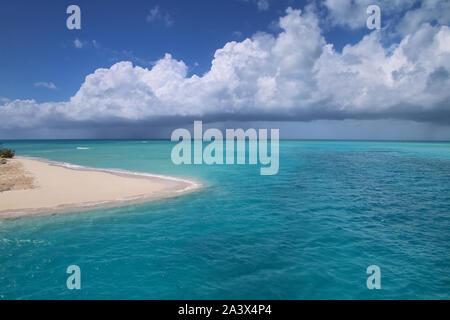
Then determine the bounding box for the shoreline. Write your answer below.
[0,157,201,220]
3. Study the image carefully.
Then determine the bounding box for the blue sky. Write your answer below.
[0,0,449,139]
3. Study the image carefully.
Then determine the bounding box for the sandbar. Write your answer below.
[0,157,200,219]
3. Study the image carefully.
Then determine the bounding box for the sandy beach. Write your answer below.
[0,157,199,219]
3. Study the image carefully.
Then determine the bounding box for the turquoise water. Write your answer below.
[0,140,449,300]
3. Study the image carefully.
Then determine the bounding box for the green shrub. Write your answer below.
[0,149,15,159]
[0,142,15,159]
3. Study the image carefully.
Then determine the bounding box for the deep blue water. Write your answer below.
[0,140,449,299]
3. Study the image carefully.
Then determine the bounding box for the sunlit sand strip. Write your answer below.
[0,157,201,219]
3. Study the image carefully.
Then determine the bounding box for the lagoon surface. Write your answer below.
[0,140,449,299]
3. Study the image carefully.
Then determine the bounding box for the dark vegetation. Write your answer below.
[0,142,15,160]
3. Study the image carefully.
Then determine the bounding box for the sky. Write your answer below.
[0,0,449,140]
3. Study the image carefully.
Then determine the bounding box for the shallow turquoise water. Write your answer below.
[0,140,449,299]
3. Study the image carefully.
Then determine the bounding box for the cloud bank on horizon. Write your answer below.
[1,1,449,136]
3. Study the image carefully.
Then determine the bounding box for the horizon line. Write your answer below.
[2,139,450,143]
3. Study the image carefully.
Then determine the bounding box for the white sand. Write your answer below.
[0,158,199,219]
